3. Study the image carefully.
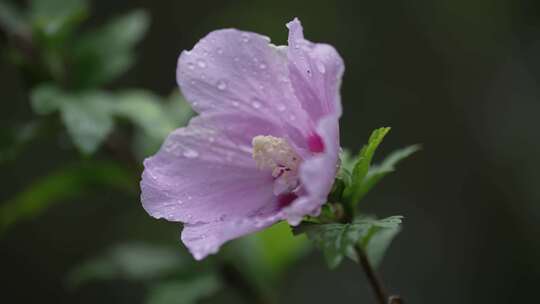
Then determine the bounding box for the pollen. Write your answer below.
[252,135,301,195]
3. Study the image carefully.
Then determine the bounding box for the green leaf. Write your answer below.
[354,145,421,203]
[295,216,402,268]
[67,243,188,287]
[362,220,402,267]
[30,84,67,114]
[343,127,391,205]
[72,9,150,88]
[165,91,194,127]
[121,90,193,159]
[0,161,134,234]
[146,275,221,304]
[113,90,177,140]
[29,0,88,41]
[60,91,115,154]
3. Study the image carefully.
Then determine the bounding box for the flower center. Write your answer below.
[252,135,301,195]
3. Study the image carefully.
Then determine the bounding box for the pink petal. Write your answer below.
[282,114,340,225]
[141,113,283,224]
[176,28,311,132]
[181,217,275,260]
[286,18,345,120]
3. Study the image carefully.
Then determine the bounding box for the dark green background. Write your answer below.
[2,0,540,303]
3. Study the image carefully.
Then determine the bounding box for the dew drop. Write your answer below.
[183,149,199,158]
[316,61,326,74]
[197,59,207,68]
[277,104,286,112]
[216,80,227,90]
[187,62,195,70]
[251,99,262,109]
[216,47,223,55]
[259,63,267,69]
[232,101,240,107]
[241,33,250,43]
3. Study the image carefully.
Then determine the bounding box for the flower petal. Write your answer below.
[181,217,275,260]
[177,28,311,131]
[286,18,344,120]
[282,114,340,225]
[141,113,284,224]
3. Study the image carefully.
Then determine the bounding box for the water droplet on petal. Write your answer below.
[187,62,195,70]
[316,61,326,74]
[251,99,262,109]
[232,101,240,107]
[241,33,250,43]
[277,104,286,112]
[216,47,223,54]
[197,59,207,68]
[216,80,227,90]
[259,63,267,69]
[183,149,199,158]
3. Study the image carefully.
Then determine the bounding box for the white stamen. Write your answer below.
[252,135,301,195]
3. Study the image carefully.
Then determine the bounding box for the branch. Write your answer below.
[355,245,403,304]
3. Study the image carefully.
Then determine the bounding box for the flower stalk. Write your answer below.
[355,244,403,304]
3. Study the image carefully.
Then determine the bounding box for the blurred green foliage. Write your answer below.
[0,161,135,234]
[68,242,222,304]
[0,1,311,302]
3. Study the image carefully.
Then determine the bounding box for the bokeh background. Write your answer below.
[2,0,540,303]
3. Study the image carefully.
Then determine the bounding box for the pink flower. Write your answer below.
[141,18,344,260]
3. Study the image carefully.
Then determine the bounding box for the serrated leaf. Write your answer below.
[0,161,134,234]
[67,243,187,287]
[146,275,221,304]
[297,216,402,268]
[60,91,115,154]
[30,84,67,114]
[343,127,391,205]
[363,222,401,267]
[354,145,421,202]
[72,9,150,88]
